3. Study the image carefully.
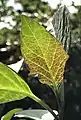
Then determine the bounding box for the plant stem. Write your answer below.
[51,86,61,111]
[30,94,59,120]
[51,86,63,120]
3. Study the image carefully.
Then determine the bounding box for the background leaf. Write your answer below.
[1,108,22,120]
[52,5,71,53]
[15,109,58,120]
[0,62,34,103]
[21,15,68,87]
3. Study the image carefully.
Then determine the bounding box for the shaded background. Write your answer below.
[0,0,81,120]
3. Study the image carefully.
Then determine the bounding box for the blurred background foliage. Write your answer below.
[0,0,55,64]
[0,0,81,120]
[0,0,54,46]
[71,5,81,41]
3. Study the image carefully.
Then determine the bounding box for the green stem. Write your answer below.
[51,86,61,110]
[51,86,63,120]
[29,94,59,120]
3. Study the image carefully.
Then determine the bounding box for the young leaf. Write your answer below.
[1,108,22,120]
[0,63,34,103]
[21,15,68,87]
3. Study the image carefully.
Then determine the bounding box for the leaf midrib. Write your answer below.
[23,17,54,82]
[0,88,30,96]
[22,42,50,73]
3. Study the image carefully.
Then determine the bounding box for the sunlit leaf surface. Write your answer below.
[0,63,33,103]
[21,15,68,87]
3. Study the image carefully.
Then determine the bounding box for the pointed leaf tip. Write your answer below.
[21,15,69,88]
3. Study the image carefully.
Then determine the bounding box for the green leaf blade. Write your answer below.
[0,63,33,103]
[0,63,55,118]
[1,108,22,120]
[21,15,69,87]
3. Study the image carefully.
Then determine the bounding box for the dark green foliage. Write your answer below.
[52,5,71,53]
[52,4,81,120]
[64,5,81,120]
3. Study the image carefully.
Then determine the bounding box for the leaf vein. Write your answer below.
[24,17,54,81]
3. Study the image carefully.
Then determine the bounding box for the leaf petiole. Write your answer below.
[29,94,59,120]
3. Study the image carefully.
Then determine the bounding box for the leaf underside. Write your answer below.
[0,63,33,103]
[21,15,69,87]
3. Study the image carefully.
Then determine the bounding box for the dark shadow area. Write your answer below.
[64,41,81,120]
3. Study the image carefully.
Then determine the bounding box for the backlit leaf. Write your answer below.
[21,15,69,87]
[0,63,34,103]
